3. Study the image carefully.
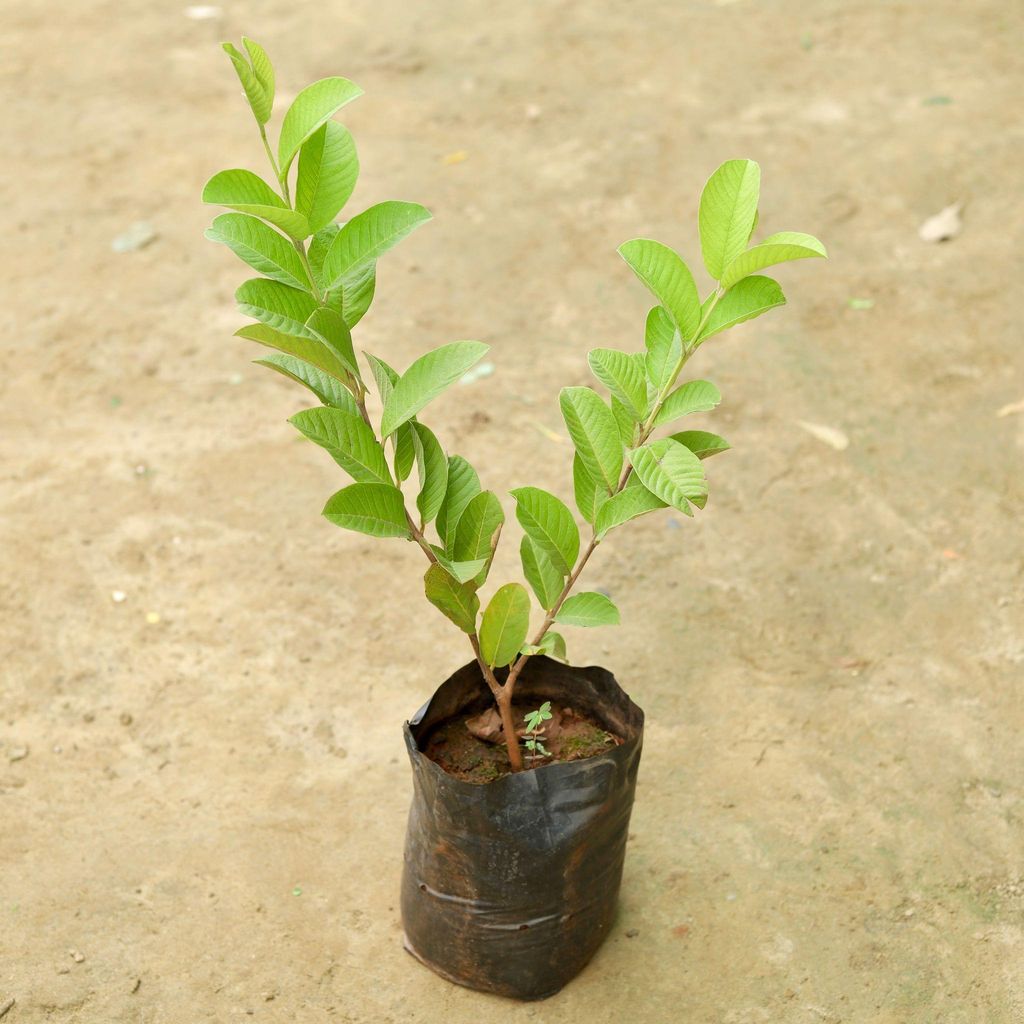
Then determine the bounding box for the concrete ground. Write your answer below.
[2,0,1022,1020]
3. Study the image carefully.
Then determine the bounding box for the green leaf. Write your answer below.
[236,278,319,338]
[393,423,416,483]
[423,563,479,634]
[296,122,359,234]
[595,478,667,537]
[587,349,648,419]
[520,537,564,611]
[721,231,827,289]
[644,306,682,393]
[436,455,481,553]
[698,159,761,280]
[322,201,432,291]
[510,486,579,576]
[629,438,708,516]
[653,379,721,427]
[669,430,731,460]
[202,169,309,239]
[222,42,272,125]
[555,592,620,628]
[380,341,489,437]
[278,77,363,173]
[253,353,358,412]
[237,324,352,383]
[479,583,531,668]
[336,260,376,328]
[452,490,504,575]
[363,351,399,402]
[411,423,448,525]
[618,238,700,339]
[322,482,410,539]
[573,454,608,526]
[697,275,786,343]
[611,395,637,448]
[289,407,390,484]
[522,631,567,661]
[242,37,274,112]
[205,213,310,290]
[305,306,357,375]
[559,386,623,494]
[429,549,487,585]
[307,224,339,287]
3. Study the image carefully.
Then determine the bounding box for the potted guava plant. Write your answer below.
[203,39,826,1001]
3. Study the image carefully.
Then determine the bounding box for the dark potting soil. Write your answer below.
[422,700,623,783]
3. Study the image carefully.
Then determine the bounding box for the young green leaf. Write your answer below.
[335,260,376,328]
[322,482,410,539]
[652,379,721,427]
[202,169,309,239]
[236,324,351,382]
[555,592,620,628]
[242,38,274,111]
[510,486,579,576]
[289,407,390,484]
[305,307,357,375]
[429,548,488,585]
[236,278,319,338]
[278,77,363,173]
[222,42,272,125]
[253,353,358,412]
[644,305,682,394]
[322,201,432,291]
[363,351,399,402]
[595,479,667,537]
[628,437,708,515]
[479,583,531,668]
[587,349,648,419]
[698,159,761,280]
[296,122,359,234]
[573,454,608,526]
[411,423,448,525]
[520,537,564,611]
[436,455,481,553]
[618,238,700,339]
[721,231,827,289]
[697,275,786,343]
[205,213,311,290]
[423,563,479,633]
[669,430,731,460]
[393,423,416,483]
[380,341,489,437]
[307,224,339,287]
[611,395,637,448]
[522,630,567,661]
[452,490,504,567]
[559,386,623,494]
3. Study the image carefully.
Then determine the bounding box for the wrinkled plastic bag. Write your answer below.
[401,655,644,1000]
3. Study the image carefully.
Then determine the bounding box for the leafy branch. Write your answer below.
[204,40,827,776]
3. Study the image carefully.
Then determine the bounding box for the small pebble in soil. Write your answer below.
[8,747,28,763]
[625,929,639,938]
[120,712,133,726]
[69,949,85,963]
[111,590,127,603]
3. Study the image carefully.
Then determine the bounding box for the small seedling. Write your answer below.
[523,702,553,759]
[204,40,826,776]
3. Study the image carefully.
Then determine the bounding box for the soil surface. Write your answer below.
[423,700,619,781]
[3,1,1023,1022]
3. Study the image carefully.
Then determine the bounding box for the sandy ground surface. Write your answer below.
[3,0,1023,1020]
